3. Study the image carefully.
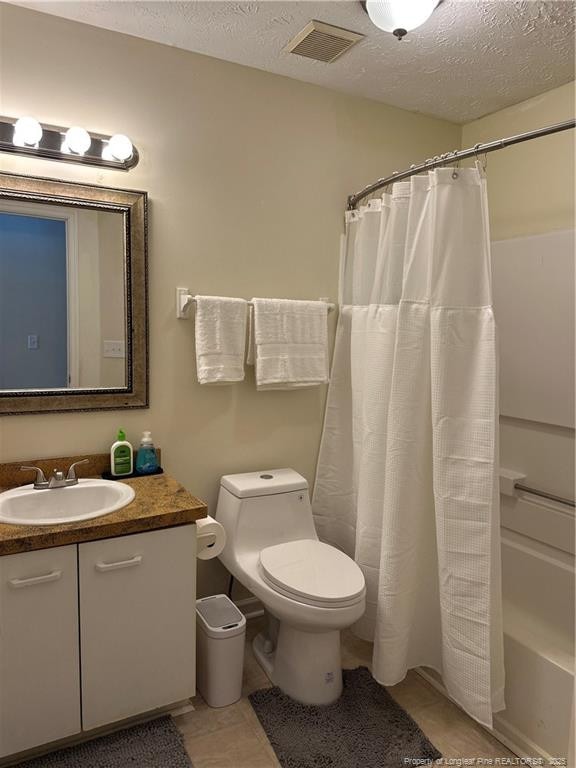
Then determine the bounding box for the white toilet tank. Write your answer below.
[215,469,318,562]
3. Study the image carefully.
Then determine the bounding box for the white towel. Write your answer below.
[248,298,329,390]
[194,296,248,384]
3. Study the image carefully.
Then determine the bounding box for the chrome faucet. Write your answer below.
[20,459,90,490]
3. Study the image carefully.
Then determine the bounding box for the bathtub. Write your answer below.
[417,490,574,759]
[494,491,575,760]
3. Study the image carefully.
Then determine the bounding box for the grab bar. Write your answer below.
[514,483,575,509]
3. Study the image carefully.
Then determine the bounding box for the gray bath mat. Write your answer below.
[15,715,193,768]
[249,667,441,768]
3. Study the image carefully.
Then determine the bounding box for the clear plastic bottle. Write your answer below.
[135,431,159,475]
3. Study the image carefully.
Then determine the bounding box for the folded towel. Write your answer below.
[248,298,329,390]
[195,296,248,384]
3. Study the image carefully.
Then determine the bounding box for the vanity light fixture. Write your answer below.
[364,0,441,40]
[0,116,139,170]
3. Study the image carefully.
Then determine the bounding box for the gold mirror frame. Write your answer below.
[0,172,148,415]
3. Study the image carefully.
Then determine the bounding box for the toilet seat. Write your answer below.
[259,539,365,608]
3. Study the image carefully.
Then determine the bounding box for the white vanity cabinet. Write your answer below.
[0,524,196,758]
[79,525,197,729]
[0,545,81,757]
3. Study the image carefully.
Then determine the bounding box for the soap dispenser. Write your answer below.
[135,431,159,475]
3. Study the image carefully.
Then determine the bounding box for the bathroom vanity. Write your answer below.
[0,460,206,761]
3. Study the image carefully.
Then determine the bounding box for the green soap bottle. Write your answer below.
[110,429,133,477]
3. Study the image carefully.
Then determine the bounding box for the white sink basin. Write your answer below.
[0,479,136,526]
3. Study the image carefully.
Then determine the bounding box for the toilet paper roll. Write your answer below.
[196,515,226,560]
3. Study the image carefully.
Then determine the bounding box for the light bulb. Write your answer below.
[63,126,91,155]
[365,0,440,39]
[13,116,43,147]
[104,133,133,162]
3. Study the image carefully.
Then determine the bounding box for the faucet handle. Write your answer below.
[20,466,48,487]
[66,459,89,482]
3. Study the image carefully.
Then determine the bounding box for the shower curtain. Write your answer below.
[313,167,505,727]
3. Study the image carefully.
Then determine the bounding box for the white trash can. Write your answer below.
[196,594,246,708]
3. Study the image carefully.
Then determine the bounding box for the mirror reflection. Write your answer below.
[0,201,127,391]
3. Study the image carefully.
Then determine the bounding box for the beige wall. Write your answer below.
[463,82,575,240]
[0,4,460,595]
[463,83,575,502]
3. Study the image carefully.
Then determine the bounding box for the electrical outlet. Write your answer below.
[27,334,38,350]
[103,340,125,358]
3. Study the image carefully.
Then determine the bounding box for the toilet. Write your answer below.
[215,468,366,705]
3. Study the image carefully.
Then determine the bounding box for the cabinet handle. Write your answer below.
[95,555,142,572]
[9,570,62,588]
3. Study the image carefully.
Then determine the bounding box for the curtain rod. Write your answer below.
[347,118,576,210]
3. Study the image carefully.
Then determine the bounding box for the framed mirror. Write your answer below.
[0,172,148,415]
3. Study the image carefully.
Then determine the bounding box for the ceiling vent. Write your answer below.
[284,20,364,63]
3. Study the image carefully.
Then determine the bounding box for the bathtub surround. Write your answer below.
[0,3,461,595]
[313,169,504,728]
[463,83,575,503]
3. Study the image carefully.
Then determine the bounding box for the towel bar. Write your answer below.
[176,287,336,319]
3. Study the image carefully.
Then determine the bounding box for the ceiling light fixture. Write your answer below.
[364,0,441,40]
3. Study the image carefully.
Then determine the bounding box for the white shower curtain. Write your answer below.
[313,167,505,727]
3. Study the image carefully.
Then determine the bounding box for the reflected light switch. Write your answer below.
[27,334,38,350]
[103,340,125,358]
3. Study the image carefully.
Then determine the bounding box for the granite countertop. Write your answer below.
[0,469,207,556]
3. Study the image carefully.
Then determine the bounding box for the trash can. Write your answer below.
[196,594,247,708]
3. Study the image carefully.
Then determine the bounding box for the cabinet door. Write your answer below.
[79,525,196,730]
[0,545,80,757]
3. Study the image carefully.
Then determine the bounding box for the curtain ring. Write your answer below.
[473,142,487,175]
[451,149,460,179]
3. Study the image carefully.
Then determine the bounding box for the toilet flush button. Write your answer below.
[260,474,273,479]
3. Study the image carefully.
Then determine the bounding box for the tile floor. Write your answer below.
[174,616,514,768]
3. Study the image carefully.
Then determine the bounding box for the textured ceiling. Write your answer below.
[11,0,576,122]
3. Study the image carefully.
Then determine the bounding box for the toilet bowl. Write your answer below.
[215,469,366,705]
